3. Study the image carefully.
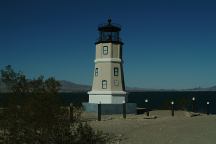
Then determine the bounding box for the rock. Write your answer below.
[184,111,201,117]
[143,115,157,119]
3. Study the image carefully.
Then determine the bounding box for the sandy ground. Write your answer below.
[81,110,216,144]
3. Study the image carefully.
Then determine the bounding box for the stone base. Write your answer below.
[82,102,137,114]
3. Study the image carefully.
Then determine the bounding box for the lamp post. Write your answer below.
[207,101,210,115]
[145,99,149,116]
[192,97,195,112]
[171,101,174,117]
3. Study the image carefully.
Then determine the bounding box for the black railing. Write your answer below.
[98,22,121,29]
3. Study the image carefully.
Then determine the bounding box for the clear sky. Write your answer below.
[0,0,216,89]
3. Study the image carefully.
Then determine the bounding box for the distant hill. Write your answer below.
[127,85,216,92]
[59,80,91,92]
[208,86,216,91]
[1,79,216,92]
[189,85,216,91]
[125,86,167,92]
[0,79,91,93]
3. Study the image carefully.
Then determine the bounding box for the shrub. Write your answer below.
[0,65,108,144]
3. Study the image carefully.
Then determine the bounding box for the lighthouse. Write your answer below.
[88,19,127,104]
[83,19,136,114]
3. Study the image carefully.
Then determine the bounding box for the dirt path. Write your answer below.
[83,110,216,144]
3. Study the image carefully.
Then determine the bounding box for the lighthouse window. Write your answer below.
[102,80,107,89]
[95,68,98,76]
[103,46,108,55]
[114,67,119,76]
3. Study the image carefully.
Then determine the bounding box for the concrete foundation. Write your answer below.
[82,102,137,114]
[88,91,127,104]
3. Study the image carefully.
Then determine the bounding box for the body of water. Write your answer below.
[60,91,216,114]
[1,91,216,114]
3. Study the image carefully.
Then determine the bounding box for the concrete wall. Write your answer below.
[83,102,137,114]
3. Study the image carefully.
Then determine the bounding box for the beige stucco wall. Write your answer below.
[92,62,112,91]
[112,44,120,58]
[91,42,125,92]
[92,62,123,91]
[95,43,121,59]
[111,63,123,91]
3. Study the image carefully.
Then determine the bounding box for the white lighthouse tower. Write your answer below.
[88,19,127,104]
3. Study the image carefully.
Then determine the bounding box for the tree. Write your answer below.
[0,65,108,144]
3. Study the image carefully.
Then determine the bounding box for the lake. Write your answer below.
[1,91,216,114]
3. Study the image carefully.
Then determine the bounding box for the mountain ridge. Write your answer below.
[59,80,216,92]
[59,80,91,92]
[1,79,216,92]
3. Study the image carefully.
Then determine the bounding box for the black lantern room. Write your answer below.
[96,19,123,44]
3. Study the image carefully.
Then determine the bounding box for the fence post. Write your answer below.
[123,100,126,119]
[98,102,101,121]
[145,99,149,116]
[69,103,73,122]
[171,101,174,117]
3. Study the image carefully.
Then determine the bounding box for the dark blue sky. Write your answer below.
[0,0,216,89]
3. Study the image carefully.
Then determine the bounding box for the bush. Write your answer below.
[0,65,108,144]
